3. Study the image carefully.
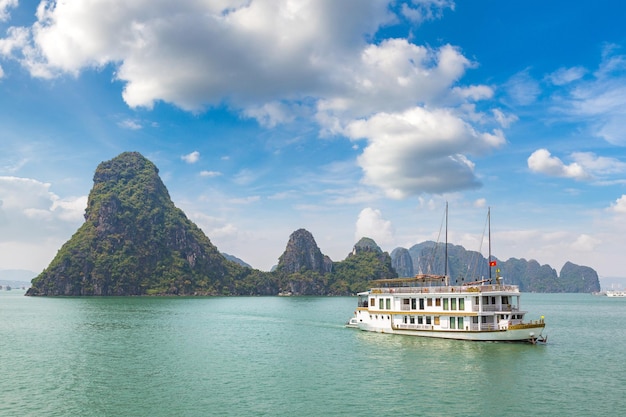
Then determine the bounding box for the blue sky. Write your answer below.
[1,0,626,279]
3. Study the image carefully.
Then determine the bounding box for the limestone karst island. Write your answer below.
[26,152,600,296]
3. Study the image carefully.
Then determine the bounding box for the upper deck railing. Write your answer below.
[369,284,519,295]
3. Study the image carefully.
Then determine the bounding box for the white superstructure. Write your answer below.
[349,273,546,343]
[606,290,626,297]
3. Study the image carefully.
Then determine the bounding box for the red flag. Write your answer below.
[489,260,497,267]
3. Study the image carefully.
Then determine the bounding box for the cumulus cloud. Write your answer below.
[346,107,505,197]
[6,0,392,109]
[1,0,507,197]
[608,195,626,214]
[570,234,600,252]
[181,151,200,164]
[527,149,591,180]
[528,149,626,181]
[355,207,394,246]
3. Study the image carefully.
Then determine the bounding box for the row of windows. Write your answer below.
[372,297,467,310]
[373,296,513,311]
[402,315,465,329]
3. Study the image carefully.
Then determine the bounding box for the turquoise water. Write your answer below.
[1,291,624,416]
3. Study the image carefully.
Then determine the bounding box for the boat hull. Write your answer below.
[357,322,545,343]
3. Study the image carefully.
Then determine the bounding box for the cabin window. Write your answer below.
[370,298,376,307]
[386,298,391,310]
[450,317,456,329]
[435,298,441,307]
[411,298,417,310]
[502,296,509,305]
[458,317,464,329]
[418,316,423,325]
[459,298,465,310]
[474,296,480,305]
[426,316,432,325]
[451,298,457,310]
[410,316,415,324]
[483,296,489,305]
[491,296,496,304]
[403,316,408,324]
[434,317,440,326]
[443,298,449,310]
[481,316,487,324]
[419,298,425,310]
[403,298,410,306]
[427,298,433,307]
[472,317,479,324]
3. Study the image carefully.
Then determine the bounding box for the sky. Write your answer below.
[1,0,626,280]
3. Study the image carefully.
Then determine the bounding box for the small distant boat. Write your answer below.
[346,205,546,344]
[606,290,626,297]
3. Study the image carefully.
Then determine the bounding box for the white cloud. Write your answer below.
[608,195,626,214]
[200,170,222,178]
[6,0,392,109]
[505,69,541,106]
[355,207,394,246]
[2,0,507,199]
[117,119,142,130]
[550,47,626,146]
[570,152,626,176]
[527,149,591,180]
[492,108,518,128]
[181,151,200,164]
[473,198,487,208]
[528,149,626,182]
[0,176,86,270]
[570,234,600,252]
[400,0,455,24]
[547,66,587,86]
[0,64,3,78]
[345,106,505,197]
[0,0,17,22]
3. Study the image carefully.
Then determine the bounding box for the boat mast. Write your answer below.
[445,201,448,284]
[488,207,492,282]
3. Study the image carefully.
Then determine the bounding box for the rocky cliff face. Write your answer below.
[276,229,332,274]
[27,152,243,296]
[391,241,600,293]
[391,247,413,278]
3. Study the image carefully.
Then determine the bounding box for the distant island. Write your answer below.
[26,152,600,296]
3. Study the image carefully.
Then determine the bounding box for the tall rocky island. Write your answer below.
[27,152,244,296]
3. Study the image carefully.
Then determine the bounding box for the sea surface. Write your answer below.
[1,290,624,417]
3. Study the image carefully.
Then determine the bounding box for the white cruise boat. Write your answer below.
[606,290,626,297]
[347,206,547,344]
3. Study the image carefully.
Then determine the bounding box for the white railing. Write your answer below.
[371,285,519,295]
[472,305,520,312]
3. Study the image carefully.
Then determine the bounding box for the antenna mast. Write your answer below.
[445,202,448,281]
[488,207,492,281]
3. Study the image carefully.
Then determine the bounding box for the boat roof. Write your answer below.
[372,274,447,285]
